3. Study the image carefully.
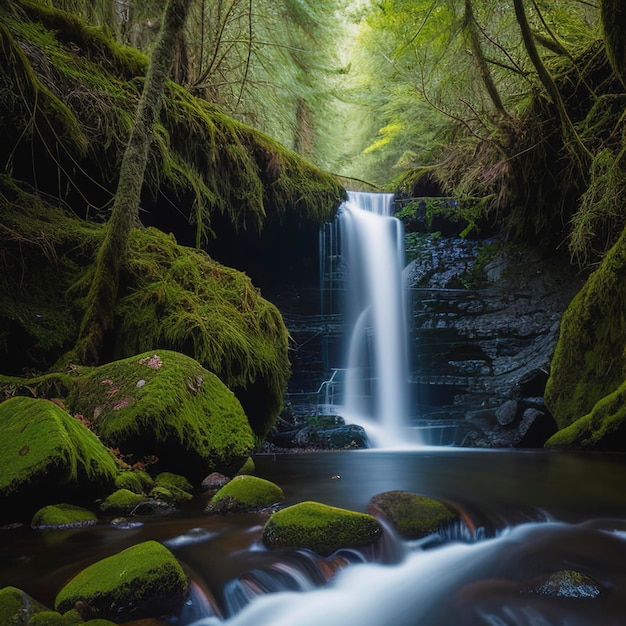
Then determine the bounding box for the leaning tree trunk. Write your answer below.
[462,0,508,119]
[75,0,193,365]
[601,0,626,88]
[513,0,591,166]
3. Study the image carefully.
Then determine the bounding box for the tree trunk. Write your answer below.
[75,0,192,365]
[601,0,626,88]
[462,0,508,118]
[513,0,591,165]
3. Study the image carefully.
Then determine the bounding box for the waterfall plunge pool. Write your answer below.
[3,448,626,625]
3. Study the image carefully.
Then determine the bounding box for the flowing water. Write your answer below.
[320,191,413,447]
[4,450,626,625]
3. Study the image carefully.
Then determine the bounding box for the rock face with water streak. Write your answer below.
[407,239,581,447]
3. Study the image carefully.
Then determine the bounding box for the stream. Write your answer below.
[3,449,626,625]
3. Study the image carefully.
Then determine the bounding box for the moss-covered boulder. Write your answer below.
[114,470,153,494]
[206,475,283,513]
[55,541,188,622]
[546,379,626,449]
[544,229,626,437]
[99,489,148,515]
[0,397,117,521]
[366,491,460,540]
[31,504,97,529]
[0,586,50,624]
[67,350,254,481]
[262,501,382,556]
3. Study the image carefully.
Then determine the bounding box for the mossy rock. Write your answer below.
[31,504,97,529]
[366,491,460,540]
[149,485,192,505]
[544,228,626,433]
[262,501,382,556]
[546,379,626,449]
[28,612,65,626]
[67,350,255,481]
[114,470,153,495]
[236,457,255,475]
[206,475,283,513]
[55,540,188,622]
[0,397,117,521]
[99,489,148,515]
[154,472,193,493]
[0,586,50,625]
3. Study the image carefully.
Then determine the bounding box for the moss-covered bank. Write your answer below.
[544,228,626,435]
[0,178,290,436]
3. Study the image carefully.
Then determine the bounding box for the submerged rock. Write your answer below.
[55,540,188,622]
[262,501,382,556]
[206,475,284,514]
[366,491,460,540]
[528,569,601,598]
[67,350,255,481]
[0,397,117,522]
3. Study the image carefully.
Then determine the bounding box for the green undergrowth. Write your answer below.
[0,179,290,437]
[0,0,343,246]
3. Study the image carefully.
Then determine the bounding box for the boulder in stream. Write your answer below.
[205,475,284,514]
[55,540,188,622]
[262,501,382,556]
[366,491,460,540]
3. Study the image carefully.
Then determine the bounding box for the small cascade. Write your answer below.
[320,191,415,447]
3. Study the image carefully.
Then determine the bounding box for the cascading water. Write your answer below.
[320,191,415,447]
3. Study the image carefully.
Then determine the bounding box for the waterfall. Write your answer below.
[321,191,415,447]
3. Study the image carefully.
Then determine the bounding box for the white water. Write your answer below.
[337,191,414,448]
[188,520,623,626]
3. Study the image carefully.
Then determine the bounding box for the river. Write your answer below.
[3,449,626,625]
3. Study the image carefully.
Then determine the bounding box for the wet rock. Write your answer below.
[366,491,460,540]
[201,472,230,493]
[206,475,283,514]
[262,501,382,556]
[528,569,601,598]
[496,400,518,426]
[55,541,188,622]
[0,586,51,624]
[31,504,97,529]
[268,423,368,451]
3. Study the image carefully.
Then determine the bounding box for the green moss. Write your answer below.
[366,491,459,540]
[262,501,382,556]
[547,379,626,449]
[149,485,192,505]
[68,350,254,480]
[236,457,255,475]
[31,504,97,529]
[99,489,147,515]
[544,228,626,430]
[114,471,148,495]
[60,610,84,625]
[116,228,291,437]
[0,586,50,624]
[0,397,117,500]
[206,475,283,513]
[28,612,66,626]
[55,540,188,622]
[155,472,193,493]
